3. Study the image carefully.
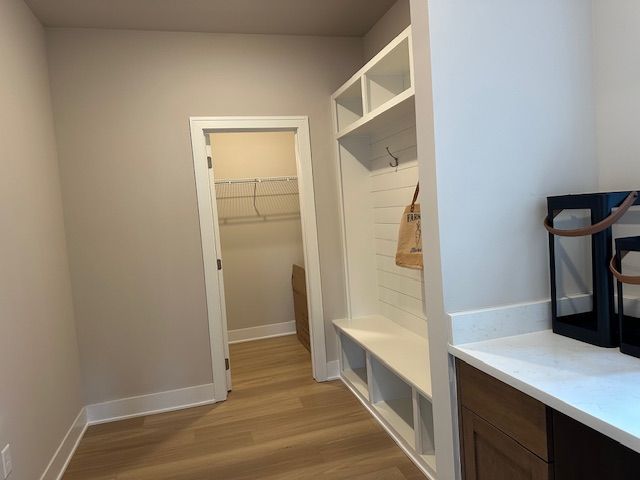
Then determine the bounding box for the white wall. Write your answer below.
[593,0,640,192]
[210,132,304,332]
[427,0,598,315]
[412,1,599,478]
[47,28,363,404]
[593,0,640,294]
[0,1,84,478]
[363,0,411,61]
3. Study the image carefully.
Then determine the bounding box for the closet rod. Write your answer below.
[214,175,297,185]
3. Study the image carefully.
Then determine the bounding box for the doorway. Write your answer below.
[190,117,327,403]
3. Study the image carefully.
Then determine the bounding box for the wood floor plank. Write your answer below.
[63,335,425,479]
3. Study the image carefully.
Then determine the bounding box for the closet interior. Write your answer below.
[208,132,307,350]
[331,27,435,478]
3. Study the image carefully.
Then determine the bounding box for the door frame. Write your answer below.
[189,116,328,401]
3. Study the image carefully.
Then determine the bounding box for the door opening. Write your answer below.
[190,117,327,403]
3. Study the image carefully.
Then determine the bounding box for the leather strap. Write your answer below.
[410,183,420,212]
[544,191,638,237]
[610,254,640,285]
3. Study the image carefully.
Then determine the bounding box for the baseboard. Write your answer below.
[40,408,88,480]
[326,360,340,380]
[86,383,216,425]
[228,321,296,344]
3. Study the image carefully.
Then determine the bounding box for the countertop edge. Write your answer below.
[449,342,640,455]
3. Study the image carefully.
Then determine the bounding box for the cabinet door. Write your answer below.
[462,408,552,480]
[553,411,640,480]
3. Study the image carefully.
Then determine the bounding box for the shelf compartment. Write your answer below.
[340,333,369,400]
[365,37,412,113]
[370,356,415,448]
[333,316,431,398]
[335,80,364,133]
[417,393,437,472]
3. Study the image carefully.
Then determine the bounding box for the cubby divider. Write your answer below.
[365,37,412,113]
[370,356,415,448]
[417,393,436,471]
[339,333,369,400]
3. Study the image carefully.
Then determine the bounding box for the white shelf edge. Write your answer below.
[333,316,432,400]
[338,377,437,480]
[336,88,415,140]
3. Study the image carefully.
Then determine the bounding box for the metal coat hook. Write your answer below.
[386,147,399,169]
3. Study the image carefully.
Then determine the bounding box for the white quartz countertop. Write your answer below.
[449,330,640,454]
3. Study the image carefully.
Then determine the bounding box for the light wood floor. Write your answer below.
[63,335,424,479]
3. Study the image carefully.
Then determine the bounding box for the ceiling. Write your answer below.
[24,0,397,37]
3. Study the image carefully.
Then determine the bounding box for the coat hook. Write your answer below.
[387,147,399,168]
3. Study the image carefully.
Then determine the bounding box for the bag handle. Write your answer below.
[609,254,640,285]
[410,183,420,213]
[544,191,638,237]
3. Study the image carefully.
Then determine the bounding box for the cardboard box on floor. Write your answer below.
[292,264,310,351]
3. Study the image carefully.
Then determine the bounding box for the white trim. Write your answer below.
[85,384,216,425]
[189,116,328,385]
[40,408,88,480]
[326,360,340,380]
[228,321,296,344]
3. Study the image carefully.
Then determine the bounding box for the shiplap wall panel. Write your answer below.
[372,185,418,208]
[369,123,426,337]
[376,255,423,281]
[374,223,398,241]
[379,286,424,318]
[371,165,420,191]
[374,206,407,224]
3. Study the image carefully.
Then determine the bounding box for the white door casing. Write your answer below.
[189,116,328,402]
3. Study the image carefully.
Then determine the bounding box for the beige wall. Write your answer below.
[210,132,304,332]
[0,0,83,478]
[47,28,362,404]
[363,0,411,61]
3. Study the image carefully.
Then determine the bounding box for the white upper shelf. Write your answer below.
[332,26,414,140]
[334,315,432,399]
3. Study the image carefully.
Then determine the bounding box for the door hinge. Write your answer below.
[207,156,212,169]
[217,259,222,270]
[225,358,230,370]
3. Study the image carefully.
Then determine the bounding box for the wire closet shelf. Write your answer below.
[214,176,300,220]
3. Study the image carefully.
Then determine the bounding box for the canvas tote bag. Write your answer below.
[395,183,423,270]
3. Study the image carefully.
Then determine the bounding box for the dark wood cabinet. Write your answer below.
[457,359,553,461]
[456,359,640,480]
[461,407,553,480]
[553,411,640,480]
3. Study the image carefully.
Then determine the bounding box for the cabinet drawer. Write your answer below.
[457,359,553,461]
[462,408,553,480]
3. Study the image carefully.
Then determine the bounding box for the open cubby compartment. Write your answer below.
[364,35,412,113]
[335,79,364,133]
[370,356,415,448]
[416,393,436,472]
[339,333,369,399]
